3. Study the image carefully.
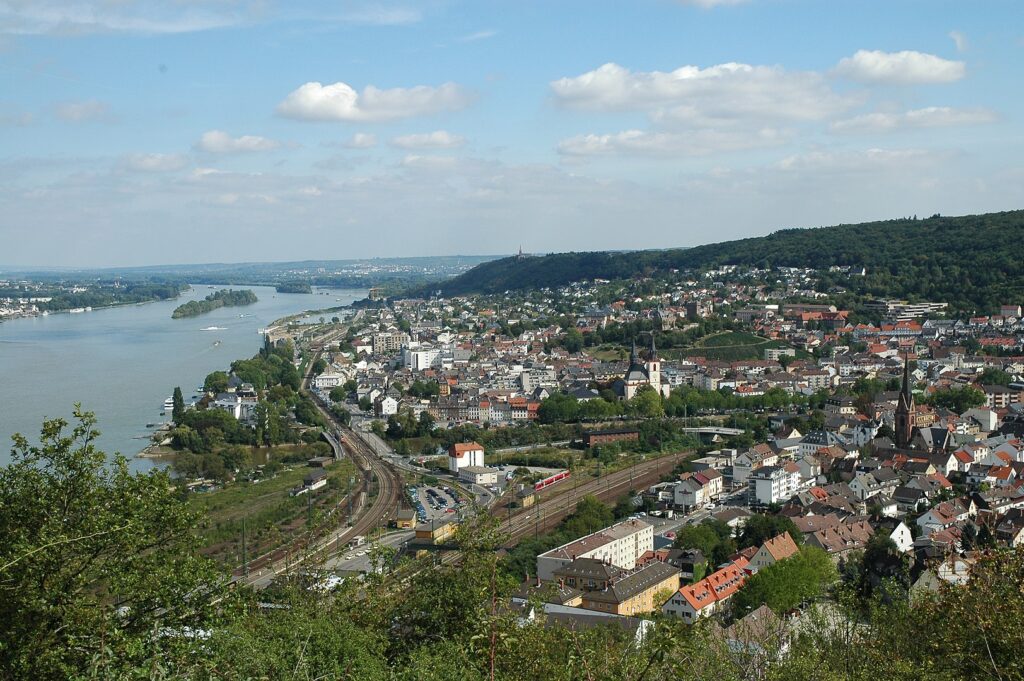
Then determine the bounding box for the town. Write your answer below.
[156,257,1024,672]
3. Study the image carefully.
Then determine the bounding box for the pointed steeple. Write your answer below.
[895,349,915,449]
[901,349,911,399]
[630,338,639,365]
[648,333,658,361]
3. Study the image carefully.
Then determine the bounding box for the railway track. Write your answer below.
[231,351,403,587]
[435,449,692,567]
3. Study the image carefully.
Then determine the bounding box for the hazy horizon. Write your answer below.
[3,0,1023,267]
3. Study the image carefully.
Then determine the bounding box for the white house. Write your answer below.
[448,441,485,472]
[748,465,800,507]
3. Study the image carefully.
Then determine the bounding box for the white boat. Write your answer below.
[200,326,226,331]
[162,397,175,412]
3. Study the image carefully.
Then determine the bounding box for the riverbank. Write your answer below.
[0,285,367,471]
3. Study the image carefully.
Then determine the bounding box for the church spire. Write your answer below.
[630,338,639,365]
[649,333,658,361]
[895,349,915,449]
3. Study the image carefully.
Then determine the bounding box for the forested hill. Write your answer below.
[424,210,1024,313]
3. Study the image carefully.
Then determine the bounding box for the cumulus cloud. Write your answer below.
[345,133,378,148]
[276,80,473,122]
[551,62,856,123]
[55,99,111,122]
[833,50,965,84]
[195,130,280,154]
[830,106,996,134]
[557,128,790,158]
[391,130,465,149]
[121,153,189,172]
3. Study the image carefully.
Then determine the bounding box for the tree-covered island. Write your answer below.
[171,289,258,319]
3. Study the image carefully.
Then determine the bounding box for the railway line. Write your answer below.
[435,449,693,567]
[232,350,402,588]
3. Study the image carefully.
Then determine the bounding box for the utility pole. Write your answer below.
[241,516,248,577]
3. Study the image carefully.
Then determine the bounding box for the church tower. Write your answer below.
[894,351,915,449]
[646,334,661,395]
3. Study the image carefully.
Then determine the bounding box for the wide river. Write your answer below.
[0,285,364,470]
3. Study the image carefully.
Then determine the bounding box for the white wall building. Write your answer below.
[536,519,653,581]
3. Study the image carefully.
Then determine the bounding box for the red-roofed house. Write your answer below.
[662,559,748,623]
[749,533,800,572]
[448,441,485,472]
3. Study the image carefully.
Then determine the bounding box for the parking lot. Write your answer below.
[408,484,462,522]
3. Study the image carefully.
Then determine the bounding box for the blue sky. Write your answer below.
[1,0,1022,267]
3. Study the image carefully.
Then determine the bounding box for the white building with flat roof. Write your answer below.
[536,519,653,581]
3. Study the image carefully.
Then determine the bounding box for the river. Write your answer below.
[0,285,364,470]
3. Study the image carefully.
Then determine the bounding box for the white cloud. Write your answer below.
[557,127,790,158]
[949,30,968,53]
[55,99,111,122]
[831,106,996,134]
[0,1,427,35]
[391,130,465,149]
[775,147,938,173]
[276,81,473,122]
[458,29,497,42]
[551,62,856,123]
[338,5,422,26]
[833,50,965,84]
[401,154,458,169]
[345,133,378,148]
[677,0,750,7]
[195,130,280,154]
[0,0,256,35]
[121,153,188,173]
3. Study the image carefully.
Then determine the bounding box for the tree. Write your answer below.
[329,386,348,403]
[628,385,664,419]
[977,367,1012,386]
[926,385,986,413]
[562,328,584,353]
[733,546,837,615]
[172,386,185,424]
[738,514,803,550]
[0,408,222,677]
[204,370,230,394]
[537,393,580,424]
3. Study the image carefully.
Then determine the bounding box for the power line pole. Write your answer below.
[241,516,248,577]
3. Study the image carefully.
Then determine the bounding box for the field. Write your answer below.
[661,331,801,361]
[191,457,357,564]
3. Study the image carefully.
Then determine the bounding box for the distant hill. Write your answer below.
[422,210,1024,314]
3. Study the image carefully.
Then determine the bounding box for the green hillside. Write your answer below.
[424,210,1024,314]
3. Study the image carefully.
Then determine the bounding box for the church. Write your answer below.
[613,336,670,400]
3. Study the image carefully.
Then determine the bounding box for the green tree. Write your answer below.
[738,514,804,549]
[172,385,185,424]
[0,408,222,678]
[329,386,348,403]
[733,546,837,615]
[204,370,230,394]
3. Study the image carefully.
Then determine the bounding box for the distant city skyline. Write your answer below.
[2,0,1022,267]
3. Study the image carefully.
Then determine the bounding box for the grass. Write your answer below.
[191,458,356,563]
